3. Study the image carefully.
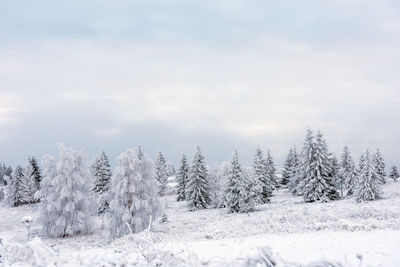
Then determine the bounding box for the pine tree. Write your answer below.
[20,159,39,204]
[155,152,168,196]
[166,162,176,177]
[339,146,357,196]
[225,151,243,213]
[296,129,315,196]
[186,146,210,211]
[28,157,42,190]
[265,150,278,189]
[38,144,95,238]
[176,154,189,201]
[91,151,112,214]
[281,148,294,186]
[355,149,382,202]
[389,165,399,182]
[373,148,386,184]
[298,130,339,202]
[5,166,24,207]
[208,162,230,208]
[108,148,161,238]
[330,155,342,196]
[252,148,274,203]
[239,167,261,213]
[288,146,300,194]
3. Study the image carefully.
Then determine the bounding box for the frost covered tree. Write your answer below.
[20,159,39,204]
[265,150,278,189]
[28,157,42,190]
[166,162,176,177]
[186,146,210,211]
[288,146,300,194]
[355,149,382,202]
[176,154,189,201]
[389,165,399,182]
[108,148,161,238]
[239,167,261,213]
[281,148,294,186]
[298,130,339,202]
[155,152,168,196]
[4,166,24,207]
[330,155,342,196]
[252,148,274,203]
[38,144,95,238]
[225,151,242,213]
[338,146,357,196]
[373,149,386,184]
[91,151,112,214]
[0,164,12,186]
[208,161,230,208]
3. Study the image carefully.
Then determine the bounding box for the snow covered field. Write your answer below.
[1,181,400,266]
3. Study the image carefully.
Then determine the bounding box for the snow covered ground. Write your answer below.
[1,181,400,266]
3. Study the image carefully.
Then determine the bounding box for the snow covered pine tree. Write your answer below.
[373,148,386,184]
[252,148,274,203]
[298,130,339,202]
[339,146,357,196]
[91,151,112,213]
[186,146,210,211]
[176,154,189,201]
[389,165,399,182]
[20,158,39,204]
[4,166,25,207]
[155,152,168,196]
[355,149,382,202]
[38,144,95,238]
[108,148,161,238]
[281,148,294,186]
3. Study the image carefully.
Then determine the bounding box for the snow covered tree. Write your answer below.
[155,152,168,196]
[295,129,315,196]
[355,149,382,202]
[20,159,39,204]
[0,165,12,186]
[166,162,176,177]
[176,154,189,201]
[108,148,161,238]
[225,151,242,213]
[265,150,278,189]
[373,148,386,184]
[208,161,230,208]
[39,144,95,238]
[4,166,24,207]
[28,157,42,190]
[389,165,399,182]
[330,155,342,196]
[239,167,261,213]
[91,151,112,214]
[288,146,300,194]
[281,148,294,186]
[298,130,339,202]
[186,146,210,211]
[338,146,357,196]
[252,148,274,203]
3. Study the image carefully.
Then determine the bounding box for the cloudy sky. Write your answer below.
[1,0,399,167]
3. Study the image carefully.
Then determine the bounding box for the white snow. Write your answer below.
[1,181,400,266]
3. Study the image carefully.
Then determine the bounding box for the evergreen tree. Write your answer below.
[296,129,315,196]
[330,155,342,196]
[5,166,24,207]
[239,167,261,213]
[176,154,189,201]
[298,130,339,202]
[21,159,39,204]
[355,149,382,202]
[252,148,274,203]
[186,146,210,211]
[208,162,230,208]
[155,152,168,196]
[265,150,278,188]
[281,148,294,186]
[38,144,95,238]
[373,148,386,184]
[0,164,5,186]
[225,151,243,213]
[288,146,300,194]
[166,162,176,177]
[28,157,42,190]
[389,165,399,182]
[339,146,357,196]
[91,151,112,214]
[108,148,161,238]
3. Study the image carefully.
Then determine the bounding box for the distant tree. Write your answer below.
[252,148,274,203]
[208,162,230,208]
[239,167,261,213]
[91,151,112,214]
[355,149,382,202]
[0,164,12,186]
[176,154,189,201]
[265,150,279,189]
[329,154,342,196]
[225,151,243,213]
[373,149,386,184]
[186,146,210,211]
[108,148,161,238]
[4,166,25,207]
[298,130,339,202]
[166,162,176,177]
[288,146,300,194]
[21,159,39,204]
[281,148,294,186]
[338,146,357,196]
[28,157,42,190]
[38,144,95,238]
[155,152,168,196]
[389,165,399,182]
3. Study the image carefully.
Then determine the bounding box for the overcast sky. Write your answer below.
[1,0,399,168]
